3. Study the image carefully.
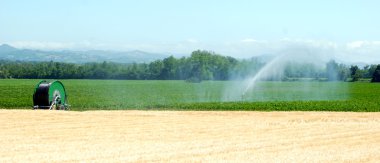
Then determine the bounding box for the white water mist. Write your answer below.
[222,47,348,102]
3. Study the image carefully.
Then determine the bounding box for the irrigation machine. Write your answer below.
[33,80,69,110]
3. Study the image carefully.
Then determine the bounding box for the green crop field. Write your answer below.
[0,79,379,111]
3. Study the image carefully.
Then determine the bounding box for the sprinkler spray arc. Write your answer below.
[241,54,287,98]
[223,47,333,102]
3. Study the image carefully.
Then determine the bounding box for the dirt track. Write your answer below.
[1,110,380,162]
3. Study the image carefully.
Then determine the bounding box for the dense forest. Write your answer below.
[0,50,379,82]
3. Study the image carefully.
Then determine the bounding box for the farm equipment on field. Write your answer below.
[33,80,69,110]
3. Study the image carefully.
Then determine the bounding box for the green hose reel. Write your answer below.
[33,80,69,110]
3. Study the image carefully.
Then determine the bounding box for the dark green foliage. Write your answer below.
[337,64,350,81]
[0,50,239,81]
[371,64,380,82]
[350,65,362,82]
[0,50,377,82]
[158,100,380,112]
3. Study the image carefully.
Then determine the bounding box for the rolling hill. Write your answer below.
[0,44,168,63]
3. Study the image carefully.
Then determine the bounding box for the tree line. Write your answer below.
[0,50,379,82]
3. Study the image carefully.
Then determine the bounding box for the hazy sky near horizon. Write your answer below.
[1,0,379,63]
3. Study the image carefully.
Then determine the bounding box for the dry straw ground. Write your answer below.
[1,110,380,162]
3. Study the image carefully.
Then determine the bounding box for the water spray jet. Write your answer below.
[223,46,342,102]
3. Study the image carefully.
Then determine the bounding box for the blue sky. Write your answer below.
[1,0,379,62]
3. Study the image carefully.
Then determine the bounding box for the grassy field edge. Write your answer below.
[3,100,379,112]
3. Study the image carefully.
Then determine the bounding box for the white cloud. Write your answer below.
[220,38,380,64]
[8,41,110,51]
[346,41,365,49]
[241,38,259,43]
[185,38,199,44]
[340,41,380,64]
[346,40,380,49]
[10,41,73,50]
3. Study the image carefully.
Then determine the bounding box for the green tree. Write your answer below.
[350,65,361,82]
[362,65,371,78]
[188,50,207,82]
[0,69,9,78]
[371,64,380,82]
[368,65,378,78]
[337,64,350,81]
[148,60,164,79]
[161,56,178,80]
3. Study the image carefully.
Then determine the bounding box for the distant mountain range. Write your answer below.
[0,44,168,63]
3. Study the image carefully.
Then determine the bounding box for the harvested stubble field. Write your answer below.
[1,110,380,162]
